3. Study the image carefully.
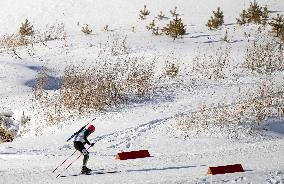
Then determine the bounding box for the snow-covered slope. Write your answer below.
[0,0,284,183]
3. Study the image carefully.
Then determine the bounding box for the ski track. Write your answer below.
[1,138,284,184]
[94,116,173,149]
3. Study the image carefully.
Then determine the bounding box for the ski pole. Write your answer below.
[56,144,94,178]
[51,149,77,174]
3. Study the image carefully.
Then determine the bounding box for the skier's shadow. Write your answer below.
[126,165,196,172]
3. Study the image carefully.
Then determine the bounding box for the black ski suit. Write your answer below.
[73,129,92,167]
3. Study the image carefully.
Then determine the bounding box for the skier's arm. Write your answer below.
[83,131,91,145]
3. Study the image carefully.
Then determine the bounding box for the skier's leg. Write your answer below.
[74,142,91,172]
[82,149,89,167]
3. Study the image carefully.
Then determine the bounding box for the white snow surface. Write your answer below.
[0,0,284,184]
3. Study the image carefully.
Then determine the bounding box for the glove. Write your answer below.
[90,142,95,147]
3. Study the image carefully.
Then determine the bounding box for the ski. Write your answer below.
[60,170,121,177]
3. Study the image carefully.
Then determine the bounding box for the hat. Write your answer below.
[87,125,95,132]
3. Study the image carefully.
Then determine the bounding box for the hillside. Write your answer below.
[0,0,284,183]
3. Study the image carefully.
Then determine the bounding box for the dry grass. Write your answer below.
[243,33,284,74]
[191,45,232,81]
[32,68,49,101]
[0,34,29,49]
[110,35,128,56]
[59,57,154,112]
[31,37,155,126]
[176,82,284,137]
[40,22,66,42]
[0,22,66,50]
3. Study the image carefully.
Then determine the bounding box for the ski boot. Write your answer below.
[81,166,92,174]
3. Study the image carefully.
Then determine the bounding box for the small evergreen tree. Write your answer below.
[279,28,284,42]
[157,11,166,20]
[269,14,284,37]
[236,10,248,25]
[139,5,150,20]
[236,1,269,25]
[222,30,229,42]
[19,19,34,37]
[146,20,162,35]
[166,63,179,77]
[103,25,109,32]
[81,24,92,34]
[162,15,186,40]
[261,5,269,25]
[170,6,179,17]
[206,7,224,30]
[146,19,155,31]
[246,0,263,24]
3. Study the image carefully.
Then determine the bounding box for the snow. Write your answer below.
[0,0,284,183]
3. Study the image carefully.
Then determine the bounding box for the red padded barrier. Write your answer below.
[115,150,150,160]
[207,164,244,175]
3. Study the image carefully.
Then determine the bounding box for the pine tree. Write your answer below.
[146,20,155,31]
[246,0,263,24]
[170,6,178,17]
[162,15,186,40]
[222,30,229,42]
[146,20,162,35]
[261,5,269,25]
[139,5,150,20]
[269,14,284,37]
[279,28,284,42]
[19,19,34,37]
[81,24,92,34]
[206,7,224,30]
[157,11,166,20]
[236,1,269,25]
[236,10,248,25]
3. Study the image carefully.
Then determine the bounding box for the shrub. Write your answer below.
[206,7,224,30]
